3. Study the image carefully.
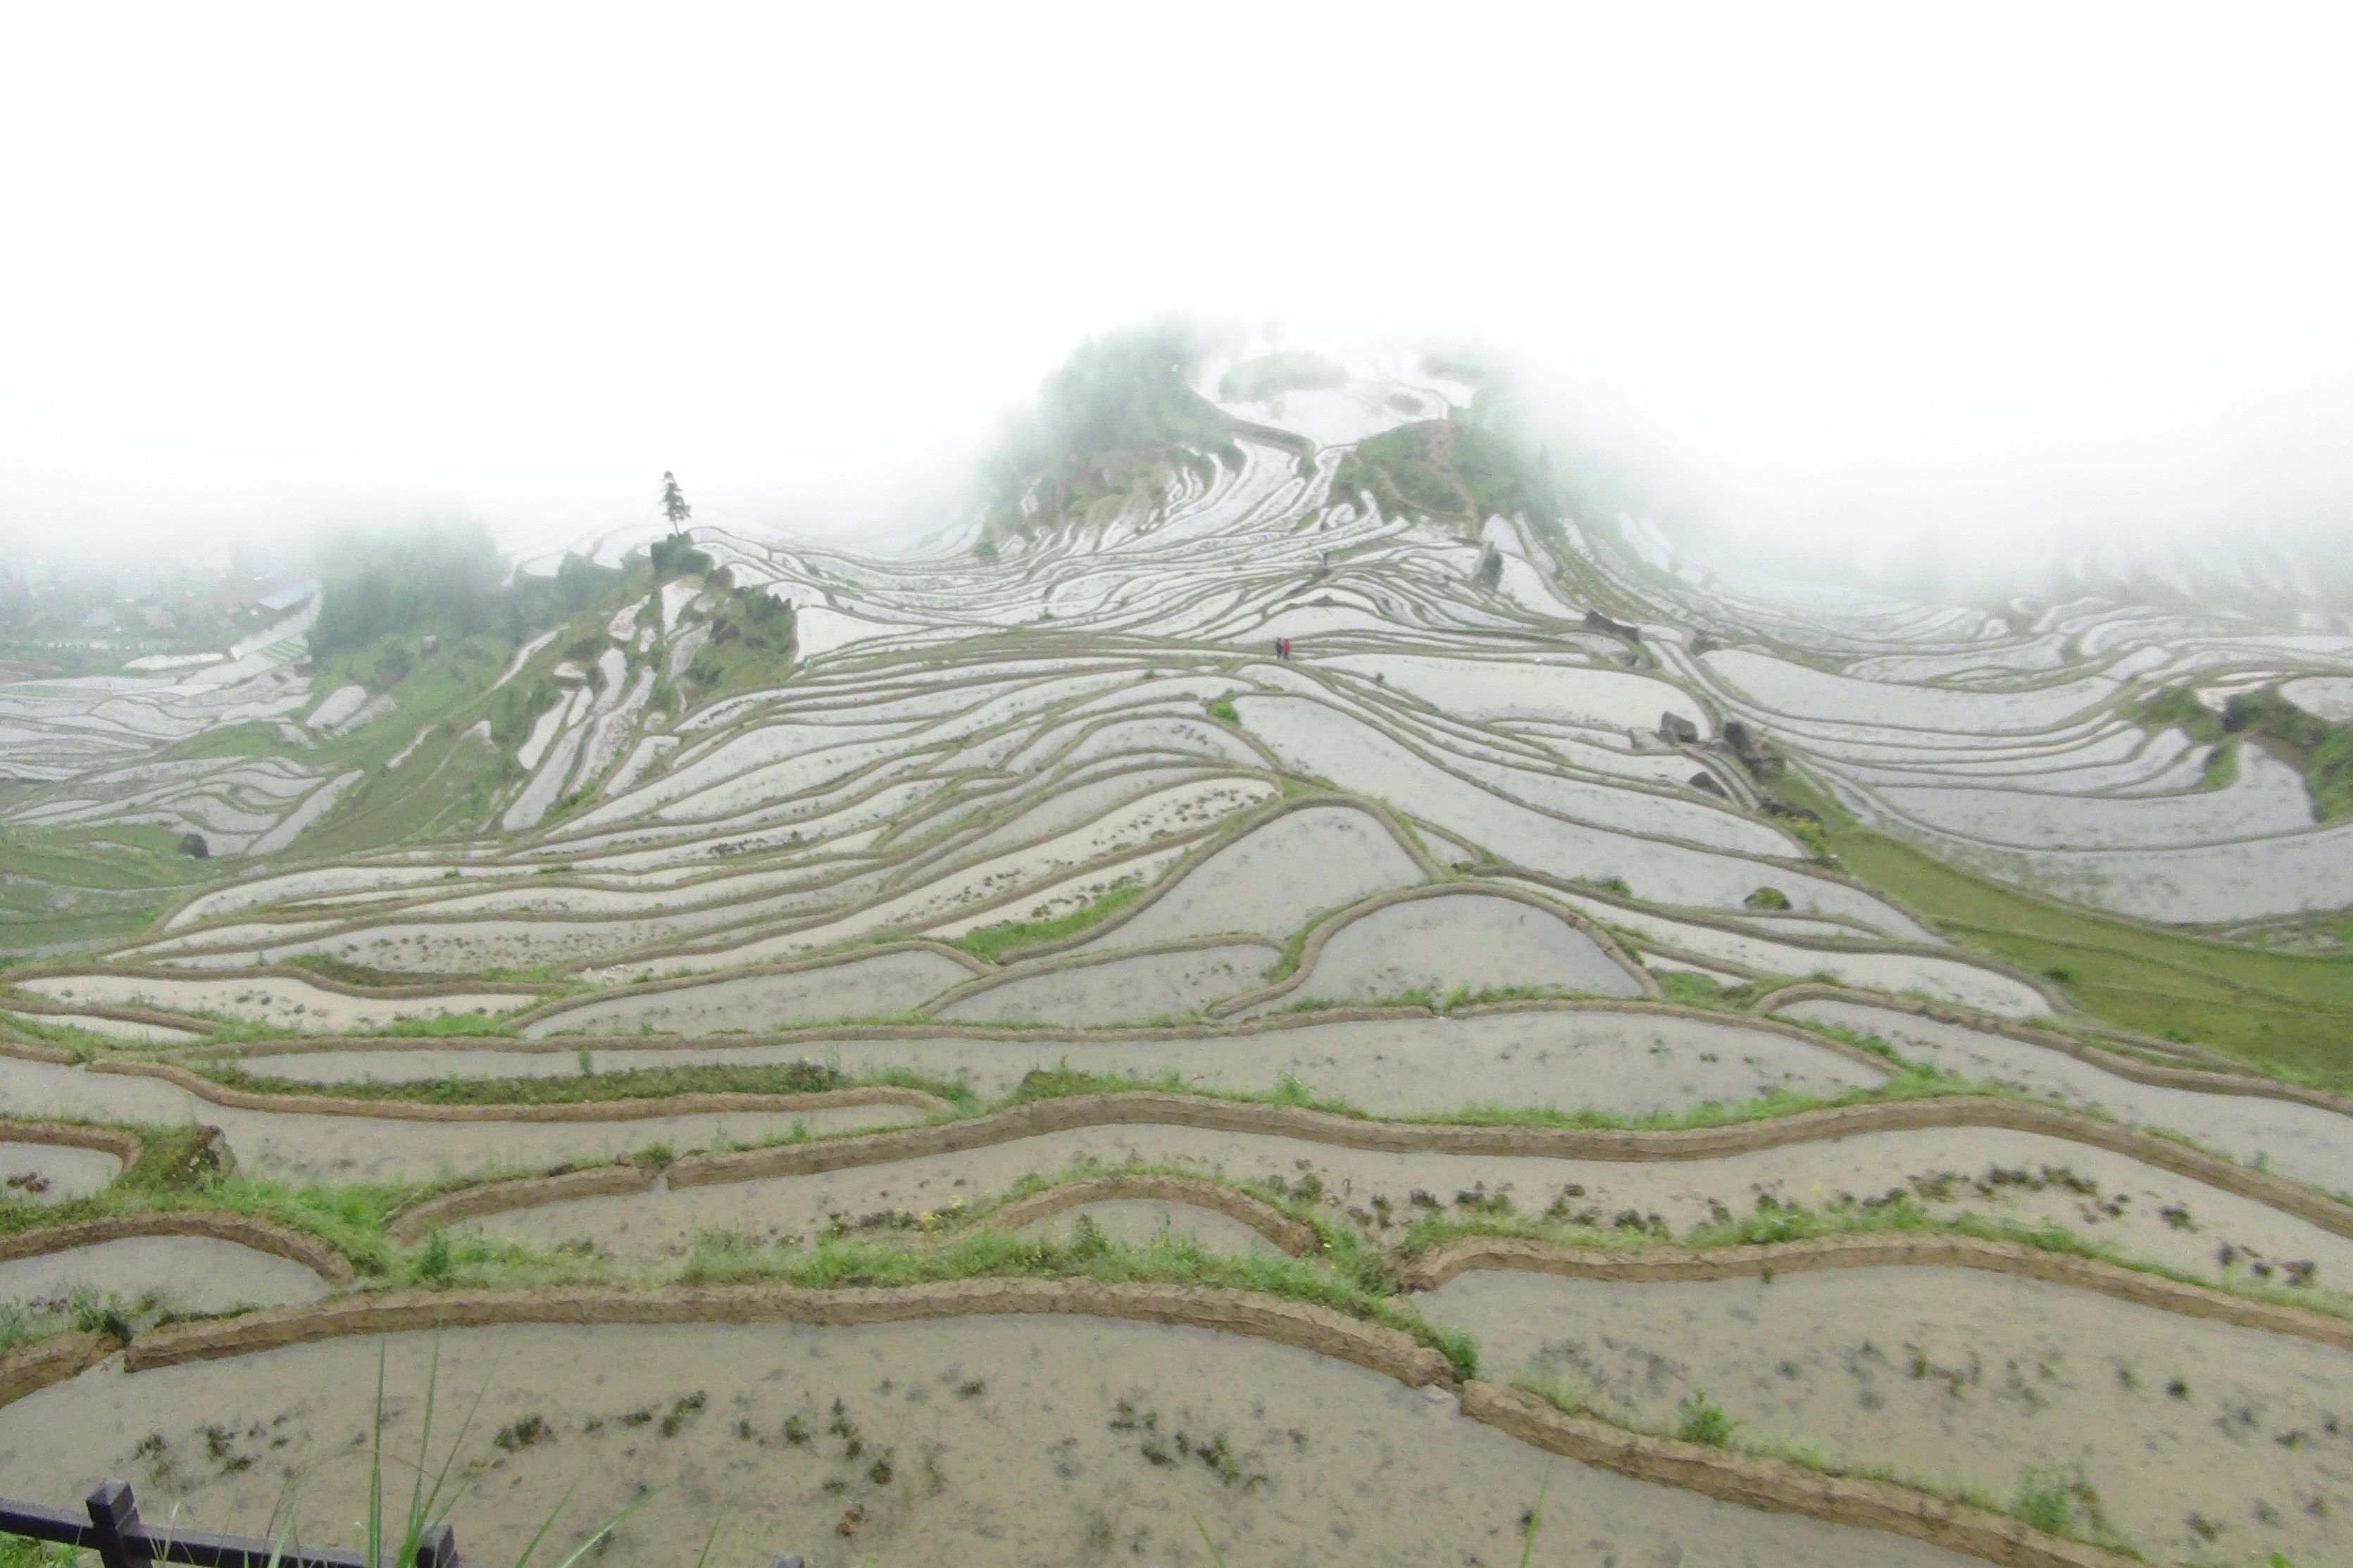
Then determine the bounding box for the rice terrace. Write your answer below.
[7,330,2353,1568]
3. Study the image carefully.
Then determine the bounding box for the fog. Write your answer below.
[3,6,2349,587]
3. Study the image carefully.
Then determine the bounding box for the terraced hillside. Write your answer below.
[6,341,2353,1567]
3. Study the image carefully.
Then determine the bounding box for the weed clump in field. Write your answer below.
[1674,1390,1738,1446]
[2008,1464,2105,1540]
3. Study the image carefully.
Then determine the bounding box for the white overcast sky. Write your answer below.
[2,4,2349,568]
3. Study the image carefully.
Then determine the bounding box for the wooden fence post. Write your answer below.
[85,1480,154,1568]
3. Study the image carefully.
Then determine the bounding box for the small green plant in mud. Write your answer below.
[1674,1390,1738,1446]
[493,1412,549,1451]
[1206,697,1240,724]
[2008,1464,2093,1538]
[1516,1472,1550,1568]
[659,1391,708,1438]
[1,1288,137,1355]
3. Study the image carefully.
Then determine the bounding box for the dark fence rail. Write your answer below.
[0,1484,806,1568]
[4,1481,467,1568]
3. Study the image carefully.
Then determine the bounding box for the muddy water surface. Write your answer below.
[1417,1265,2353,1564]
[1780,998,2353,1193]
[1263,893,1644,1010]
[935,943,1275,1027]
[0,1141,120,1204]
[203,1103,928,1184]
[0,1056,923,1183]
[0,1236,330,1313]
[1,1008,203,1043]
[523,948,973,1036]
[1,1319,1978,1568]
[20,973,522,1031]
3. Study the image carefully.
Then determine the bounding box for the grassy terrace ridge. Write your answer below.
[19,996,2331,1174]
[10,1095,2353,1393]
[1773,772,2353,1087]
[0,1005,546,1051]
[944,882,1142,962]
[193,1058,975,1110]
[12,1039,2341,1277]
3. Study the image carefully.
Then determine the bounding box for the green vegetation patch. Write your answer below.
[2128,682,2353,819]
[0,822,216,958]
[1773,770,2353,1085]
[1332,419,1559,526]
[2225,686,2353,820]
[675,1225,1476,1381]
[985,319,1243,541]
[949,884,1143,963]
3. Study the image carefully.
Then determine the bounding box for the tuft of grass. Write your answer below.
[1517,1472,1549,1568]
[345,1338,660,1568]
[673,1225,1476,1381]
[2009,1466,2079,1537]
[120,1124,234,1191]
[1674,1390,1737,1446]
[194,1059,859,1108]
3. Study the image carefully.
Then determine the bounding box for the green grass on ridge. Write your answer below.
[1818,815,2353,1086]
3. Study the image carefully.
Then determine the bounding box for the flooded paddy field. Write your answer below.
[1,1319,1980,1568]
[0,1140,121,1204]
[1253,891,1644,1010]
[0,1235,331,1315]
[0,1055,926,1183]
[472,1118,2353,1283]
[206,1007,1885,1115]
[1418,1264,2353,1564]
[1780,997,2353,1192]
